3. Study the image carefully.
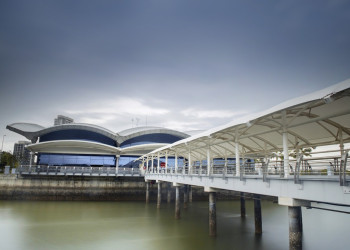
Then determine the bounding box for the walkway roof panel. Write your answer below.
[141,78,350,160]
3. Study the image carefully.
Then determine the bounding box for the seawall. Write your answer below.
[0,175,240,201]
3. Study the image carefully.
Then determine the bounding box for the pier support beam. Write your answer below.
[146,182,150,204]
[184,185,189,209]
[240,192,246,218]
[288,206,303,250]
[254,194,262,234]
[209,192,217,237]
[174,184,181,219]
[157,182,162,209]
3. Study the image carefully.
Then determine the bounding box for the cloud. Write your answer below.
[181,108,248,119]
[66,97,169,116]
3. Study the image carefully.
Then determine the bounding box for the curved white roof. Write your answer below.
[27,140,120,155]
[141,78,350,161]
[7,123,45,132]
[118,126,189,144]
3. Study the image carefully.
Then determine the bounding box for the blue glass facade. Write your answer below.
[38,154,116,166]
[40,129,117,147]
[120,133,183,148]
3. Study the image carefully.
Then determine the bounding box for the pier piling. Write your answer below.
[146,182,150,204]
[167,183,171,203]
[254,194,262,234]
[209,192,217,237]
[157,182,161,209]
[175,186,181,219]
[289,206,303,250]
[184,185,189,209]
[240,192,246,218]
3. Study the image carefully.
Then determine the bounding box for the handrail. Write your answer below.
[16,165,143,176]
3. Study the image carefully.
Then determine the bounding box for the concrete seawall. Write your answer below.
[0,175,239,201]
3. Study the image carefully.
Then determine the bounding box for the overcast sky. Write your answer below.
[1,0,350,152]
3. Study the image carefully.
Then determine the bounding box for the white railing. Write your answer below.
[16,165,142,176]
[144,154,349,185]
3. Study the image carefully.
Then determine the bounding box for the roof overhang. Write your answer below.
[26,140,121,155]
[140,78,350,161]
[120,143,169,156]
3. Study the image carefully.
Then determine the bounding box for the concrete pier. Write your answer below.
[209,192,217,237]
[157,182,161,209]
[175,186,181,219]
[146,182,150,204]
[254,194,262,234]
[184,185,189,209]
[289,206,303,250]
[240,192,246,218]
[189,185,192,202]
[167,183,171,203]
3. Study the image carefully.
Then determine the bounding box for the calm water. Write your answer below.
[0,200,348,250]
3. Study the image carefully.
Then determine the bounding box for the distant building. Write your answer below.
[13,141,32,165]
[54,115,74,126]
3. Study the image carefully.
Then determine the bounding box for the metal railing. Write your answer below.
[16,165,142,177]
[145,154,350,185]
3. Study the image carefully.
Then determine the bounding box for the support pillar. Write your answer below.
[288,206,303,250]
[184,185,189,209]
[157,152,160,174]
[189,185,192,202]
[157,182,162,209]
[207,147,211,176]
[175,153,178,174]
[282,110,290,178]
[240,192,246,218]
[167,183,171,203]
[254,194,262,234]
[209,192,217,237]
[175,185,181,219]
[115,155,120,175]
[235,142,240,177]
[146,182,150,204]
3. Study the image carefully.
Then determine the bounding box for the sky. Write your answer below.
[1,0,350,152]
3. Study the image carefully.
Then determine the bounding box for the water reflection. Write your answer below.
[0,200,347,250]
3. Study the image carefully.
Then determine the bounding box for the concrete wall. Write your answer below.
[0,175,240,201]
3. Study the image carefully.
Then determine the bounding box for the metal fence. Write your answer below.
[145,154,350,185]
[16,165,142,177]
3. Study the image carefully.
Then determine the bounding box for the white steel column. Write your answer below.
[115,155,120,175]
[157,152,160,174]
[165,151,168,173]
[282,111,290,178]
[224,156,227,176]
[146,156,149,172]
[207,146,211,176]
[151,155,154,173]
[235,142,240,177]
[188,150,192,175]
[175,153,178,174]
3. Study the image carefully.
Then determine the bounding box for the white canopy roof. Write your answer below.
[141,78,350,161]
[27,140,121,155]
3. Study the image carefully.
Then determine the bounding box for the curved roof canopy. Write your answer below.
[7,123,189,155]
[27,140,121,155]
[118,126,189,144]
[141,79,350,161]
